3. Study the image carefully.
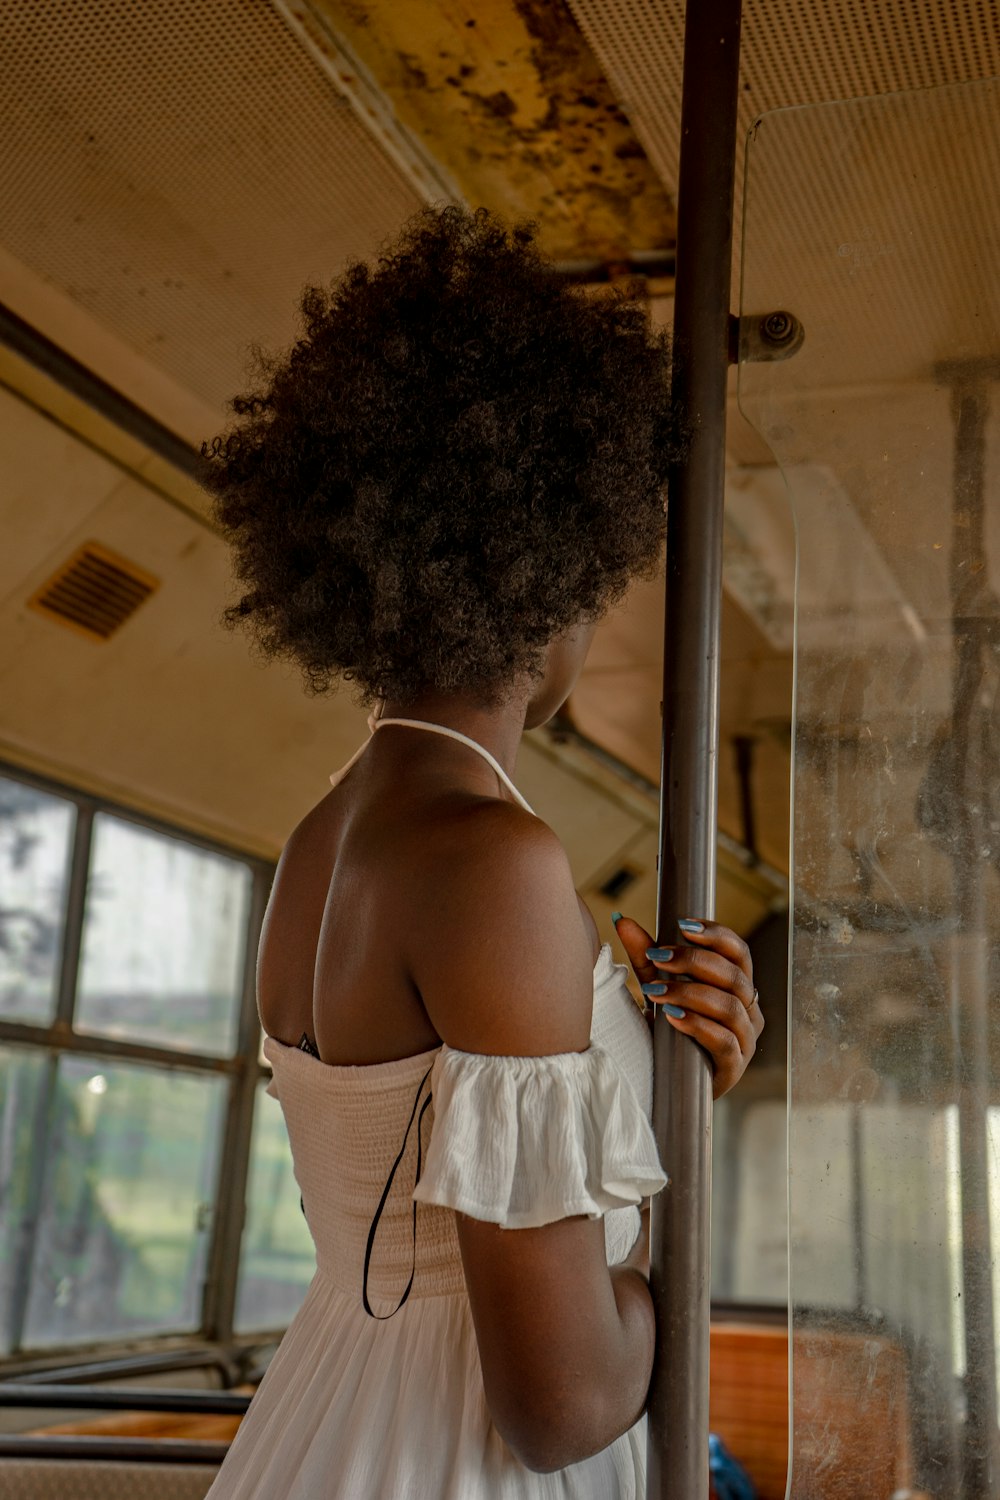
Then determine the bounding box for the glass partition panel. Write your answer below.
[738,78,1000,1498]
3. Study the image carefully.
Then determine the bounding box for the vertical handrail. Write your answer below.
[646,2,744,1496]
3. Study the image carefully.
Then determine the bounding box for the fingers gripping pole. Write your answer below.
[647,2,744,1497]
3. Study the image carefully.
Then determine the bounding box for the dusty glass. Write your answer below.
[739,78,1000,1497]
[22,1055,225,1346]
[0,778,75,1024]
[0,1045,48,1353]
[76,813,252,1056]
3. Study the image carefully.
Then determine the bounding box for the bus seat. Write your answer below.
[0,1459,219,1499]
[709,1320,914,1499]
[710,1323,788,1499]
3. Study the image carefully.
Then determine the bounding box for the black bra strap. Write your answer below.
[297,1034,321,1219]
[362,1064,434,1320]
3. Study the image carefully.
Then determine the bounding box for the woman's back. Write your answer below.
[257,716,603,1067]
[206,724,666,1499]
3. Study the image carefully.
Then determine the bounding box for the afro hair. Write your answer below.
[202,204,687,707]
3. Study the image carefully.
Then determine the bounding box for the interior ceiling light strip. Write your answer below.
[28,542,159,641]
[0,0,426,416]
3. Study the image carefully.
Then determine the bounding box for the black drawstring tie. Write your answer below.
[362,1063,434,1320]
[293,1036,433,1320]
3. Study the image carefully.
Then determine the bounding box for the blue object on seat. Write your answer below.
[709,1431,756,1499]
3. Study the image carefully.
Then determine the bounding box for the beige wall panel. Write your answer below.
[574,560,792,874]
[0,350,213,525]
[582,823,778,949]
[0,388,127,599]
[0,403,371,854]
[514,736,646,890]
[582,825,659,939]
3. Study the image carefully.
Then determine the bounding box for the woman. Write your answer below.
[203,206,763,1498]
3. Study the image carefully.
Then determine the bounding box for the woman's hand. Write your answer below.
[611,913,763,1100]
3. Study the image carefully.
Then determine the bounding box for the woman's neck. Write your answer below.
[377,690,528,780]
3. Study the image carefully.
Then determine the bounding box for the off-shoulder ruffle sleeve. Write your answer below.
[412,1043,666,1229]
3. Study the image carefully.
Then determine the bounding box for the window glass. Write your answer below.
[712,1097,787,1306]
[0,779,75,1024]
[740,77,1000,1494]
[713,1098,859,1310]
[235,1080,316,1331]
[23,1056,225,1346]
[76,814,251,1056]
[0,1046,49,1354]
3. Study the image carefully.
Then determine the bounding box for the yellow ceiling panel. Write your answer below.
[308,0,678,259]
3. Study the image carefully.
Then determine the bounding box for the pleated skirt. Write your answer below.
[206,1268,645,1499]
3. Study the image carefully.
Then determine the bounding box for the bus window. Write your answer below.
[0,766,271,1357]
[76,813,252,1058]
[23,1056,226,1347]
[0,779,76,1026]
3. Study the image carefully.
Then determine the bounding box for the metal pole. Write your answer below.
[647,2,743,1496]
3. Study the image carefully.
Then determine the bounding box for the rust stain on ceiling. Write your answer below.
[308,0,677,261]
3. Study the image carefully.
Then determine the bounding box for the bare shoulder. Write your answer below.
[408,798,594,1057]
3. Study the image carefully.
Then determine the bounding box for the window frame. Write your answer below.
[0,758,796,1368]
[0,757,276,1358]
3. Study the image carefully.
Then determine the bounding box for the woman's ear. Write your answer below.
[523,617,597,730]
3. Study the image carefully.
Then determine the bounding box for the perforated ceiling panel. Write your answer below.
[1,0,426,424]
[566,0,1000,288]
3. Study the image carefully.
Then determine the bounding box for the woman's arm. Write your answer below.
[409,801,762,1470]
[410,804,656,1471]
[456,1214,654,1473]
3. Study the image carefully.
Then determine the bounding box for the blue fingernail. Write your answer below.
[611,911,622,924]
[664,1003,686,1018]
[646,947,674,961]
[678,919,704,934]
[641,982,667,995]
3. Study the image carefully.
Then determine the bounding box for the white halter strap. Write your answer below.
[374,718,536,815]
[329,710,536,816]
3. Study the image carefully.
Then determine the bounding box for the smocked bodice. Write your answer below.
[264,942,658,1314]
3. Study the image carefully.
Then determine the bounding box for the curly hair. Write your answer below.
[202,205,686,707]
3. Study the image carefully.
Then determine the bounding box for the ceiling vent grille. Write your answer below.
[28,542,159,641]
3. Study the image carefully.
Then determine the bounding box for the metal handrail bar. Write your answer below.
[0,1435,229,1465]
[0,1383,251,1415]
[10,1348,236,1386]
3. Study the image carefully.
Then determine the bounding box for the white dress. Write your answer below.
[206,719,666,1500]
